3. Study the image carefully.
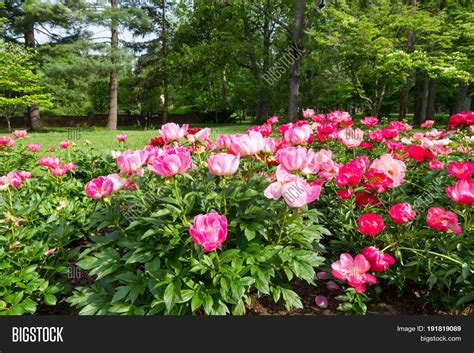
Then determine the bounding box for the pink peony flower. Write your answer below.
[361,246,395,272]
[39,156,62,169]
[264,167,321,208]
[446,179,474,205]
[159,122,188,142]
[276,146,315,173]
[189,212,228,252]
[262,138,276,154]
[229,131,264,156]
[0,136,16,147]
[267,116,279,125]
[388,202,417,224]
[426,207,462,235]
[337,128,364,148]
[315,295,328,308]
[357,213,384,237]
[363,169,393,193]
[428,160,444,171]
[207,153,240,176]
[368,129,384,142]
[148,146,192,177]
[59,140,72,149]
[370,153,406,187]
[420,120,434,129]
[194,128,211,142]
[331,253,376,293]
[303,109,315,118]
[12,130,28,138]
[117,150,148,176]
[360,116,379,127]
[116,134,128,142]
[284,123,313,145]
[27,143,41,152]
[85,176,114,199]
[106,173,129,191]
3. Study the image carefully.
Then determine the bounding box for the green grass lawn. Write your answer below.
[5,124,251,153]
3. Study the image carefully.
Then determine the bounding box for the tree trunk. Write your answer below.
[426,79,437,119]
[413,70,429,125]
[398,0,416,121]
[288,0,305,122]
[161,0,169,124]
[107,0,119,130]
[451,83,468,115]
[24,21,42,130]
[260,0,271,123]
[222,69,229,112]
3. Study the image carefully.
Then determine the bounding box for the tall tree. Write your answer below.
[107,0,119,130]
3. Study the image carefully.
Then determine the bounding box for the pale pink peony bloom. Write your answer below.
[194,128,211,142]
[214,134,232,150]
[59,140,72,149]
[159,122,188,142]
[207,153,240,176]
[370,153,406,187]
[337,128,364,148]
[85,176,114,199]
[148,146,192,177]
[420,120,434,129]
[189,212,228,252]
[12,130,28,138]
[117,150,148,176]
[315,295,329,308]
[106,173,129,192]
[264,167,321,208]
[331,253,377,293]
[446,179,474,205]
[110,150,122,159]
[303,109,315,118]
[5,171,23,188]
[229,131,264,156]
[49,165,69,177]
[262,138,276,154]
[276,146,315,173]
[284,124,313,145]
[116,134,128,142]
[426,207,462,235]
[27,143,41,152]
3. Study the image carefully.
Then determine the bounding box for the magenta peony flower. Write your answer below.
[426,207,462,235]
[0,136,16,147]
[85,176,114,199]
[229,131,264,156]
[148,146,191,177]
[446,179,474,205]
[116,134,128,142]
[447,161,473,180]
[267,116,279,125]
[59,140,72,149]
[360,116,379,127]
[189,212,228,252]
[159,122,188,142]
[357,213,384,237]
[117,149,148,176]
[331,253,376,293]
[428,160,444,171]
[361,246,395,272]
[207,153,240,176]
[388,202,416,224]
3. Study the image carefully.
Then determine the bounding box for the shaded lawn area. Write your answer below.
[5,123,251,153]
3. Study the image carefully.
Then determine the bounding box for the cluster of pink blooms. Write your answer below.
[0,171,31,190]
[38,156,76,177]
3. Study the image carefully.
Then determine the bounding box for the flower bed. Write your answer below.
[0,111,472,315]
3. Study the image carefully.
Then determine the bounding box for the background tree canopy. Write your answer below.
[0,0,472,129]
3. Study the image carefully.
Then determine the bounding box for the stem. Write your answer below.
[277,206,289,244]
[221,178,227,215]
[398,246,473,272]
[214,251,221,272]
[174,177,189,226]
